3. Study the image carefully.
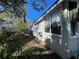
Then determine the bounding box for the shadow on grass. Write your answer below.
[0,30,35,55]
[13,52,62,59]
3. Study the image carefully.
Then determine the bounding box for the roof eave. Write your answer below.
[34,0,64,25]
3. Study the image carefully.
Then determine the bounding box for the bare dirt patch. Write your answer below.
[23,38,45,49]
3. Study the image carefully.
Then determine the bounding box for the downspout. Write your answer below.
[77,0,79,59]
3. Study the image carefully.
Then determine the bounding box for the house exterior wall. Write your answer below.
[48,5,70,59]
[32,20,46,44]
[32,0,79,59]
[44,1,79,59]
[38,20,45,42]
[32,1,70,59]
[68,1,79,57]
[68,16,79,57]
[32,24,39,38]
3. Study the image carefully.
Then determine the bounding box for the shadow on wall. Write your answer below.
[44,38,53,50]
[44,37,63,59]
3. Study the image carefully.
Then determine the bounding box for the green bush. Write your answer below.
[70,52,79,59]
[1,30,14,37]
[0,30,15,43]
[0,44,9,59]
[22,48,33,55]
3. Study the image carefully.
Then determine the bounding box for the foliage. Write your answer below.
[0,0,25,17]
[70,52,79,59]
[22,48,33,55]
[0,10,10,18]
[0,29,15,44]
[0,0,47,17]
[15,20,26,31]
[0,9,14,22]
[31,0,47,11]
[0,0,47,27]
[1,29,14,37]
[0,43,9,59]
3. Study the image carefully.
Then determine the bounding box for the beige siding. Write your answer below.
[38,20,45,44]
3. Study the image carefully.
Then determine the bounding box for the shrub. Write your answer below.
[70,52,79,59]
[0,43,10,59]
[1,30,14,37]
[15,20,26,31]
[22,48,33,55]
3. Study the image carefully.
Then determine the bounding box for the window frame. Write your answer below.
[51,12,62,35]
[45,17,51,33]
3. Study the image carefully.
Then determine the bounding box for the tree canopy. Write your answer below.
[0,0,47,19]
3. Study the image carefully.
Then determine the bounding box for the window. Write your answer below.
[70,20,79,35]
[69,1,77,11]
[45,26,50,33]
[51,22,61,34]
[51,13,61,35]
[78,18,79,22]
[45,17,51,33]
[71,21,75,35]
[39,32,42,37]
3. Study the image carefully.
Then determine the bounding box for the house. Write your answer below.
[32,0,79,59]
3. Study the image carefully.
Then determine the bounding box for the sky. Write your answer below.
[25,0,57,25]
[0,5,5,12]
